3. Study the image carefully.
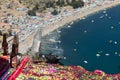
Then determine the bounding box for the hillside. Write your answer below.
[0,0,26,17]
[0,0,84,17]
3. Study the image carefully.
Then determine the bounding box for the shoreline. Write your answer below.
[42,0,120,37]
[18,0,120,54]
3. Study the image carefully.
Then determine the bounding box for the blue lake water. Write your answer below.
[59,5,120,74]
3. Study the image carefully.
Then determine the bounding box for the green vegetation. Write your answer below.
[70,0,84,9]
[32,52,40,60]
[46,1,55,8]
[51,9,59,15]
[45,0,84,9]
[23,0,84,15]
[56,0,66,7]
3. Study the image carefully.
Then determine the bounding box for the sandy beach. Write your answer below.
[42,0,120,37]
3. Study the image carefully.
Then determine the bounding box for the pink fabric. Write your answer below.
[94,70,104,75]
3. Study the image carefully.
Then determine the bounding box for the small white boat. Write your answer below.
[114,41,117,44]
[96,54,100,57]
[105,53,110,56]
[103,10,106,13]
[73,49,77,51]
[75,41,78,44]
[91,20,94,23]
[100,15,104,18]
[114,52,118,54]
[82,17,86,20]
[70,22,74,25]
[68,25,71,28]
[105,14,108,16]
[109,40,113,43]
[64,57,66,59]
[58,40,61,43]
[84,60,88,63]
[111,26,114,29]
[57,30,61,33]
[49,39,56,42]
[84,30,87,33]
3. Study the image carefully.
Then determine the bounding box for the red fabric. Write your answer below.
[8,56,29,80]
